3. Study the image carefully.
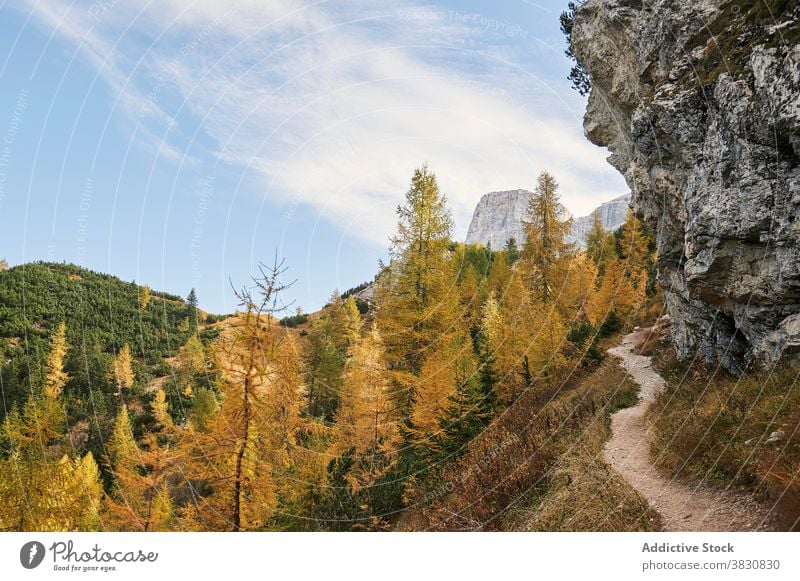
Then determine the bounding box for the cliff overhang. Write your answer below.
[572,0,800,371]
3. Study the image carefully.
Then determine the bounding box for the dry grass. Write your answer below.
[648,356,800,530]
[505,363,659,531]
[401,357,660,531]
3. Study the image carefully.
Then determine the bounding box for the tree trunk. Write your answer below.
[233,367,252,532]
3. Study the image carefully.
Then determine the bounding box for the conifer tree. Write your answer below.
[411,329,487,460]
[411,350,456,440]
[618,209,650,282]
[585,209,617,276]
[584,210,650,328]
[177,334,205,396]
[375,165,458,409]
[139,285,152,310]
[186,288,199,332]
[585,258,645,328]
[0,325,103,531]
[520,171,574,304]
[458,265,483,324]
[111,344,135,395]
[486,251,512,297]
[151,388,174,432]
[342,295,362,339]
[504,237,520,264]
[306,292,361,421]
[179,260,302,531]
[484,272,568,403]
[430,364,489,461]
[555,253,598,324]
[44,322,69,398]
[187,387,217,432]
[333,327,401,495]
[105,406,173,531]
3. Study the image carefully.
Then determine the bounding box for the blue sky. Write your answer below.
[0,0,626,314]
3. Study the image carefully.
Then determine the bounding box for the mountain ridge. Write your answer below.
[465,190,630,249]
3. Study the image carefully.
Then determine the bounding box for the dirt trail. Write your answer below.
[604,330,770,531]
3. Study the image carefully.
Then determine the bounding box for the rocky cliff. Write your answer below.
[465,190,532,249]
[466,190,630,249]
[567,193,631,246]
[572,0,800,371]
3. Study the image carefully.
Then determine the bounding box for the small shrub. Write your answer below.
[280,313,310,328]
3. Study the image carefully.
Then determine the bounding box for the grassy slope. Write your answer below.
[399,350,660,531]
[648,349,800,531]
[503,359,660,531]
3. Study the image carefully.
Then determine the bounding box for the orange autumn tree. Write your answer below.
[585,209,617,276]
[333,327,401,493]
[586,210,650,327]
[178,260,303,531]
[411,348,457,440]
[105,406,173,531]
[410,327,480,445]
[618,209,650,281]
[482,273,567,404]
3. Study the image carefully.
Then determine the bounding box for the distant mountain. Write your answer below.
[465,190,532,249]
[465,190,630,249]
[565,194,631,247]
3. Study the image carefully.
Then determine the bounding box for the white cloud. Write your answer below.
[20,0,626,245]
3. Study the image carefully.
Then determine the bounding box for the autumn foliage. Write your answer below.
[0,166,656,531]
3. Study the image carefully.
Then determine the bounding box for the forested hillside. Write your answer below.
[0,262,199,413]
[0,166,658,531]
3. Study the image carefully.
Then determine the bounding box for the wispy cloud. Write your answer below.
[19,0,625,245]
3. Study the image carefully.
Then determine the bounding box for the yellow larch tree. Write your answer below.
[44,322,69,398]
[177,333,205,397]
[553,252,598,324]
[618,209,650,281]
[585,209,617,276]
[151,388,174,432]
[410,327,485,459]
[411,348,456,441]
[482,272,567,404]
[519,171,575,304]
[585,258,645,327]
[104,406,173,531]
[305,292,362,421]
[333,327,401,493]
[375,166,459,410]
[486,251,512,297]
[178,260,303,532]
[0,324,103,531]
[139,285,152,310]
[111,344,135,395]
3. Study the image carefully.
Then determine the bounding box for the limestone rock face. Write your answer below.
[465,190,630,250]
[465,190,532,250]
[566,193,631,246]
[572,0,800,370]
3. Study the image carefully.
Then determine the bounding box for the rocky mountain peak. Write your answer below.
[465,190,532,249]
[465,190,630,250]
